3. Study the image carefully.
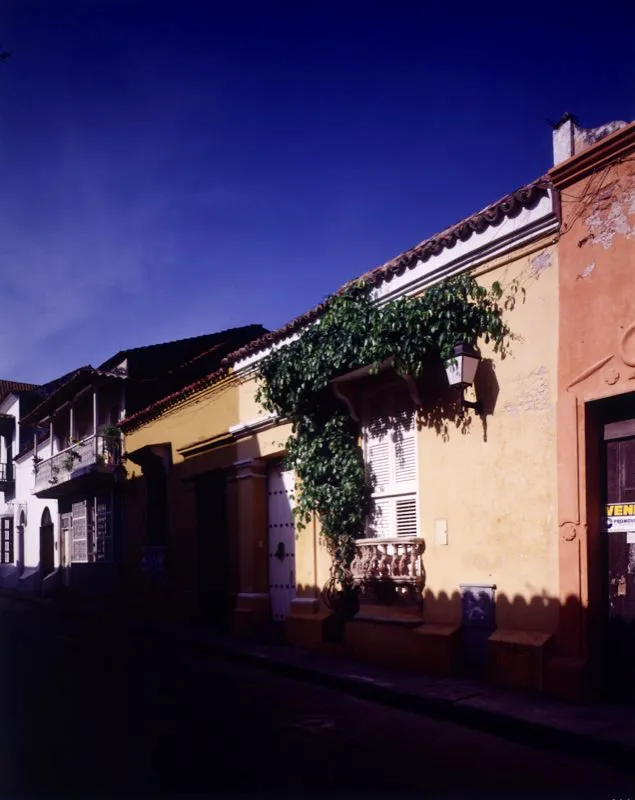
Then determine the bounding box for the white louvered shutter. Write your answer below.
[367,497,391,538]
[363,385,418,538]
[394,430,416,485]
[368,440,390,490]
[71,500,89,563]
[395,496,417,537]
[94,494,113,563]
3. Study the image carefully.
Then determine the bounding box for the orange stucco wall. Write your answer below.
[551,123,635,673]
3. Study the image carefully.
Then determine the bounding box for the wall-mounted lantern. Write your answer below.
[444,342,483,414]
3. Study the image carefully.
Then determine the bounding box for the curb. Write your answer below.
[3,592,633,773]
[168,632,635,774]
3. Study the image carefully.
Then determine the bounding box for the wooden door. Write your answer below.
[39,507,55,577]
[605,426,635,701]
[39,525,54,577]
[195,472,229,626]
[17,511,26,574]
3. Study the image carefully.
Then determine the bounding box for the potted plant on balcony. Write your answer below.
[100,424,121,466]
[49,464,60,485]
[62,449,81,473]
[32,455,42,476]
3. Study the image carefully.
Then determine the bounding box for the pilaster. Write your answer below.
[229,458,270,630]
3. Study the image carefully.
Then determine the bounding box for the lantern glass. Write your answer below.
[444,343,481,387]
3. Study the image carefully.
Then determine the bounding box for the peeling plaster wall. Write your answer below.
[557,158,635,389]
[551,125,635,670]
[530,250,552,274]
[584,180,635,250]
[502,366,551,416]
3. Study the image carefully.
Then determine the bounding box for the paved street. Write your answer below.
[0,596,633,798]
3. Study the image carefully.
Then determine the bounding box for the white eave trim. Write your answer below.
[232,330,303,376]
[374,190,557,304]
[230,189,557,373]
[229,412,281,438]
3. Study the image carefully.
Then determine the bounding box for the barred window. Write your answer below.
[1,517,14,564]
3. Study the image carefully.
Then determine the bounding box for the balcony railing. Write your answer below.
[33,433,122,493]
[0,462,13,485]
[351,537,424,606]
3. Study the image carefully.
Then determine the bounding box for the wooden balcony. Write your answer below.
[0,462,14,490]
[33,433,122,497]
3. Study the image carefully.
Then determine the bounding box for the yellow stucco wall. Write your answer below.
[237,372,271,424]
[122,376,244,613]
[124,377,239,476]
[282,239,560,632]
[122,237,559,635]
[290,516,332,599]
[222,241,559,631]
[419,243,559,632]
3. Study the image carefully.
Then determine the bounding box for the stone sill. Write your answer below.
[355,536,423,546]
[354,604,424,626]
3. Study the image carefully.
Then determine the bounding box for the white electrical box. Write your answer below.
[434,518,448,546]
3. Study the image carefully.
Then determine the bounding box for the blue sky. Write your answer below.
[1,1,634,384]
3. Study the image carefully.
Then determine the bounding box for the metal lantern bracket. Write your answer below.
[458,393,483,415]
[444,342,484,415]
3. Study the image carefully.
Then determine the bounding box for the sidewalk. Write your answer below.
[138,616,635,773]
[2,588,634,771]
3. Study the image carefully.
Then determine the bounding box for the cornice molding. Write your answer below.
[230,194,557,372]
[549,122,635,190]
[177,431,234,458]
[228,412,284,439]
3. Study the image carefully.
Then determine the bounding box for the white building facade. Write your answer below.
[0,389,60,594]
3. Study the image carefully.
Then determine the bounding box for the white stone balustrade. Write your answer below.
[351,537,424,583]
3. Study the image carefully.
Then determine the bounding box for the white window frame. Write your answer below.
[362,381,419,540]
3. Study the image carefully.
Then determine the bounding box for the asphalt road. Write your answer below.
[0,596,633,798]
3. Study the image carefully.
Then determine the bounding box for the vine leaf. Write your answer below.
[256,274,515,591]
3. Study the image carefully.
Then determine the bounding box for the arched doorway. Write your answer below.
[17,510,26,575]
[40,507,54,577]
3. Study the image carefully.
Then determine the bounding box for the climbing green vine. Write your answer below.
[256,273,516,603]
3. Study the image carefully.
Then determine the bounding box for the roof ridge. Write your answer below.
[221,176,551,367]
[119,327,269,432]
[100,323,266,363]
[120,367,228,433]
[0,378,40,389]
[18,366,98,425]
[355,176,551,286]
